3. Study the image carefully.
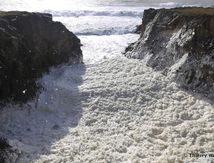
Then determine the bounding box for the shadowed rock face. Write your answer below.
[125,7,214,93]
[0,11,82,103]
[0,137,18,163]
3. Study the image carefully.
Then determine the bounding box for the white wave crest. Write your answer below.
[45,9,144,17]
[54,16,141,36]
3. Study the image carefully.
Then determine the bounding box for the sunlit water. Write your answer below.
[0,0,214,163]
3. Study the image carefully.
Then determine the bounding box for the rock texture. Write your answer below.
[0,138,18,163]
[0,11,82,103]
[125,7,214,93]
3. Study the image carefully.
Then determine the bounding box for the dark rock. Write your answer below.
[125,7,214,93]
[52,124,60,130]
[134,24,142,34]
[0,11,82,103]
[0,137,18,163]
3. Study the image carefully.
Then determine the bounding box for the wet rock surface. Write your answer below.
[125,7,214,94]
[0,11,82,103]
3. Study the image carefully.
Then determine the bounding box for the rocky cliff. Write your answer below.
[0,11,82,103]
[125,7,214,94]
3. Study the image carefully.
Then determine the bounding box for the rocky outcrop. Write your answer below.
[0,138,18,163]
[0,11,82,103]
[125,7,214,93]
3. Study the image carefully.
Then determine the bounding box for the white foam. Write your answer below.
[79,34,139,64]
[46,9,145,17]
[54,16,141,36]
[0,57,214,163]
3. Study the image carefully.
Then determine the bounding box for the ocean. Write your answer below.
[0,0,214,162]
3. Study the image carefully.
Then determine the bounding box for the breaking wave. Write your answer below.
[45,9,145,17]
[54,16,140,36]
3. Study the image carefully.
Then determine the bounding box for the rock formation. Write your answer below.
[125,7,214,93]
[0,138,18,163]
[0,11,82,103]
